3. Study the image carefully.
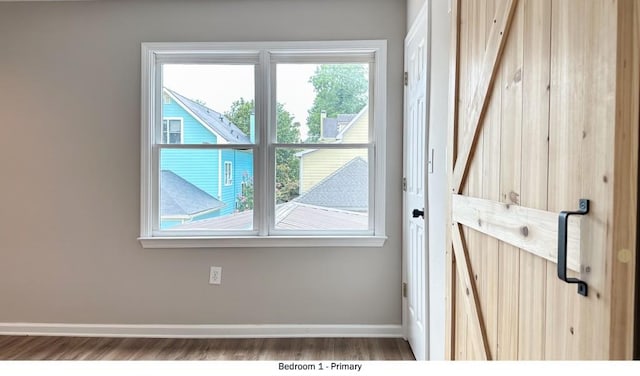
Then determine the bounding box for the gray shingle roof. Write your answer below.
[171,202,368,231]
[165,88,251,144]
[161,170,225,217]
[295,156,368,211]
[337,113,357,124]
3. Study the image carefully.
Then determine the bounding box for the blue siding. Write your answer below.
[219,150,253,216]
[160,94,254,224]
[160,148,220,198]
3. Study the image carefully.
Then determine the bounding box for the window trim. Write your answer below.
[162,117,183,144]
[140,41,387,248]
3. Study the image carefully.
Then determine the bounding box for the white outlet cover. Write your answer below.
[209,266,222,285]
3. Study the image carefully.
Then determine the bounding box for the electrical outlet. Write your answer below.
[209,266,222,285]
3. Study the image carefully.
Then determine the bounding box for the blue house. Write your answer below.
[160,88,253,229]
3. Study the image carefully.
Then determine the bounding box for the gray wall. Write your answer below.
[0,0,406,326]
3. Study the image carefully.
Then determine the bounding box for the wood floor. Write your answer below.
[0,336,415,360]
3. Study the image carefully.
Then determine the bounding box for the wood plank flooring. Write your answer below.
[0,336,415,360]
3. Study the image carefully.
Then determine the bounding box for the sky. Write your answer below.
[163,64,318,139]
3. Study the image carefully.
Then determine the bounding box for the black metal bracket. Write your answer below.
[412,208,424,218]
[557,199,589,297]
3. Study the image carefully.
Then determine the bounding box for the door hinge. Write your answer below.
[402,177,407,191]
[402,282,408,298]
[404,71,408,86]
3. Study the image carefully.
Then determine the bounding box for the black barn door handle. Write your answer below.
[557,199,589,297]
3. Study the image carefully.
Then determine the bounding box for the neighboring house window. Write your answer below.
[224,161,233,186]
[140,41,387,248]
[162,118,182,144]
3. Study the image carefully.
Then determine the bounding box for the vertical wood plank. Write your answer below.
[455,271,468,359]
[546,0,588,360]
[445,0,461,361]
[480,0,501,359]
[496,0,523,360]
[574,0,616,360]
[465,0,486,360]
[608,0,638,360]
[517,0,551,360]
[457,0,470,155]
[456,1,472,360]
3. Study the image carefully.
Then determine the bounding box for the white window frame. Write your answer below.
[224,161,233,186]
[162,117,183,144]
[139,41,387,248]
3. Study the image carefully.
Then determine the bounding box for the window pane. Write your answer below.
[159,148,254,231]
[161,64,256,144]
[168,133,181,144]
[169,120,181,132]
[275,147,368,231]
[276,63,369,144]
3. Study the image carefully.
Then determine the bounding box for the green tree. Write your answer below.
[225,99,301,204]
[225,98,253,136]
[273,105,301,204]
[306,64,369,142]
[226,99,301,144]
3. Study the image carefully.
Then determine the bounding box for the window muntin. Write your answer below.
[140,41,386,246]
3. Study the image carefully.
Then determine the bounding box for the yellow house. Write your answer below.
[298,106,369,193]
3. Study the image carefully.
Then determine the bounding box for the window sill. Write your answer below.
[138,236,387,249]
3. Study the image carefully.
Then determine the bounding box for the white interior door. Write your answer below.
[403,3,429,361]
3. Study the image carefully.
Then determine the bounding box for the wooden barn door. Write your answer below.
[446,0,639,360]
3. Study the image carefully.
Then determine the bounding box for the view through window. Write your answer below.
[140,41,386,244]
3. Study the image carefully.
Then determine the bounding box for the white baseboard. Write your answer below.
[0,323,403,339]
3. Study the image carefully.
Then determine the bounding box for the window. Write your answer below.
[140,41,387,248]
[162,118,182,144]
[224,161,233,186]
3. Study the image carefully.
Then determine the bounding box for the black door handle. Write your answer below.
[557,199,589,297]
[412,208,424,218]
